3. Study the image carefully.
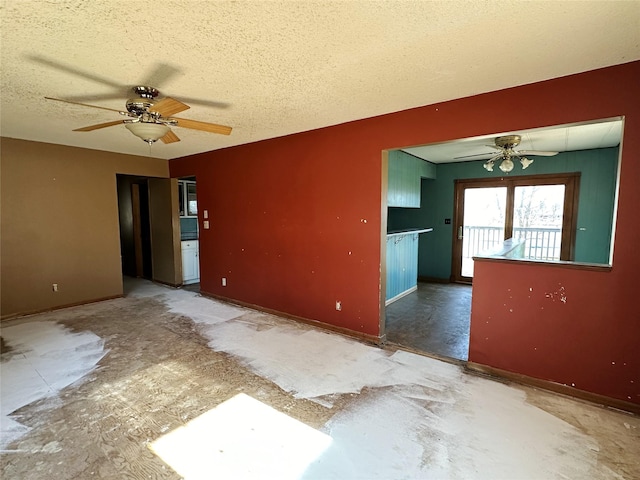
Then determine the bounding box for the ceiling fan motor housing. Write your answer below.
[495,135,521,150]
[126,86,160,115]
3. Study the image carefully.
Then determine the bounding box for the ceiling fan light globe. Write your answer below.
[499,158,514,173]
[520,157,534,169]
[125,122,170,144]
[483,160,494,172]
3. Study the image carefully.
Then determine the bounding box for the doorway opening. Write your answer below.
[117,175,153,279]
[382,118,620,363]
[384,166,472,362]
[178,177,200,288]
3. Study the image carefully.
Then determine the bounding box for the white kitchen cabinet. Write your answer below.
[181,240,200,284]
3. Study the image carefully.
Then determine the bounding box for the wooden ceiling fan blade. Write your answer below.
[73,120,123,132]
[172,117,232,135]
[160,130,180,144]
[150,97,190,117]
[46,97,123,113]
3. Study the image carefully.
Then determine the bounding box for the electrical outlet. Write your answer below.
[336,301,342,311]
[52,283,58,292]
[222,277,227,287]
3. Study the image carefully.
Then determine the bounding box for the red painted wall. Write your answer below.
[471,261,638,405]
[171,131,385,336]
[171,61,639,403]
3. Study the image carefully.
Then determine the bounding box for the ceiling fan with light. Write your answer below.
[45,85,232,145]
[456,135,559,173]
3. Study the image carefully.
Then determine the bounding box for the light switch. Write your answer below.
[203,220,210,229]
[204,210,209,219]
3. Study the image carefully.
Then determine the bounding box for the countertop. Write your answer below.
[387,228,433,237]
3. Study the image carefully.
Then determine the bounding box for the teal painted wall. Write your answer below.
[388,147,619,279]
[387,150,436,207]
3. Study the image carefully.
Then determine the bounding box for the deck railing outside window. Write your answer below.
[462,226,562,276]
[512,227,562,261]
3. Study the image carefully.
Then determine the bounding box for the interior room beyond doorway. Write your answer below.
[385,282,471,361]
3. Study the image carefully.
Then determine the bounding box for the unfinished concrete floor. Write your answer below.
[1,278,638,479]
[385,282,472,361]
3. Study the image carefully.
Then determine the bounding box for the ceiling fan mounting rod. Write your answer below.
[133,86,159,99]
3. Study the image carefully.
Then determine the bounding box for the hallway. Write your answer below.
[1,279,638,479]
[385,282,472,361]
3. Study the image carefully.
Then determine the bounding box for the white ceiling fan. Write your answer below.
[455,135,559,172]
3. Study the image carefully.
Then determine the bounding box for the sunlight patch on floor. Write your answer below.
[150,393,332,480]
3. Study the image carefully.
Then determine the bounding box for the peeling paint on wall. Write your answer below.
[545,285,567,303]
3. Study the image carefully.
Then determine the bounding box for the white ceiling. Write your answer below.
[1,1,638,160]
[401,118,624,163]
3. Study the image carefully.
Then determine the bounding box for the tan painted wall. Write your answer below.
[0,138,170,318]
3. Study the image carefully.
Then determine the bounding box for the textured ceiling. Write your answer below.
[1,1,639,160]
